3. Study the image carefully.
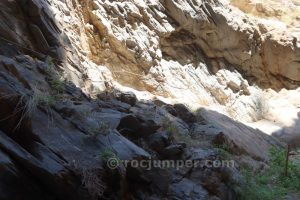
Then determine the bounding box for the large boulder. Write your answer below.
[148,131,171,152]
[198,109,283,160]
[116,91,137,106]
[117,114,160,139]
[173,104,197,124]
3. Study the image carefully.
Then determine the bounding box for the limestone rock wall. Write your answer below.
[1,0,299,123]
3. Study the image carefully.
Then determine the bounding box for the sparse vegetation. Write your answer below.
[45,56,55,70]
[45,56,65,95]
[166,124,179,136]
[49,77,64,94]
[34,92,57,107]
[77,107,91,120]
[69,159,106,200]
[162,117,192,145]
[10,57,63,130]
[239,146,300,200]
[12,90,56,131]
[100,148,120,163]
[81,168,106,200]
[214,143,232,160]
[87,122,110,139]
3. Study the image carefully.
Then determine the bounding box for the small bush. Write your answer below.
[240,168,286,200]
[13,90,56,131]
[100,149,120,169]
[35,92,57,107]
[69,159,106,200]
[81,168,106,200]
[45,56,55,71]
[166,124,179,136]
[101,149,118,162]
[49,77,64,94]
[22,90,56,117]
[87,122,110,139]
[164,122,191,145]
[45,56,65,94]
[214,143,232,160]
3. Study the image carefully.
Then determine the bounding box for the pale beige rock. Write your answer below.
[231,0,300,28]
[43,0,300,125]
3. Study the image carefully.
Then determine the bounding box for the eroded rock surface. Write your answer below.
[0,0,299,199]
[1,0,298,123]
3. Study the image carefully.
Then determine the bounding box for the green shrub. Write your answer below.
[165,123,191,144]
[45,56,65,94]
[214,143,232,160]
[239,146,300,200]
[100,149,119,163]
[13,91,56,131]
[35,92,56,107]
[49,77,64,94]
[87,122,110,139]
[44,57,56,76]
[161,117,195,146]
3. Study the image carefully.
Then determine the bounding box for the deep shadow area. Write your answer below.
[0,50,284,200]
[0,1,85,199]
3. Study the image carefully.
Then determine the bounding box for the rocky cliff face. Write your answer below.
[0,0,299,199]
[19,0,299,123]
[2,0,299,122]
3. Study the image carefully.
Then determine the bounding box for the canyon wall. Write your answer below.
[29,0,300,122]
[0,0,299,199]
[1,0,300,123]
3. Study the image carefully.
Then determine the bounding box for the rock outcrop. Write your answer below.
[74,0,299,123]
[2,0,299,123]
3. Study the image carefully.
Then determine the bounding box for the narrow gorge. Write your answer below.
[0,0,300,199]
